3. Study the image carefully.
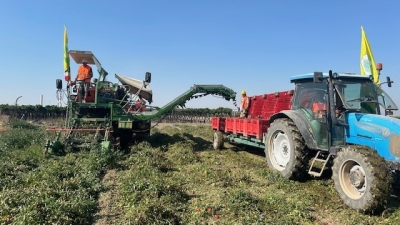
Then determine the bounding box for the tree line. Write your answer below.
[0,104,66,120]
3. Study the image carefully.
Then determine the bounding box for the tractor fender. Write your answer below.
[267,110,318,150]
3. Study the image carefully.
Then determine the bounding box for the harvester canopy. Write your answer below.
[115,74,153,103]
[69,50,108,80]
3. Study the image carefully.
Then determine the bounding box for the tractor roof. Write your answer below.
[290,72,372,82]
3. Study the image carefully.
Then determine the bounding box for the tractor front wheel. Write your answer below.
[332,146,392,214]
[264,118,307,180]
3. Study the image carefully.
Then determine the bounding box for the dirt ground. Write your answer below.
[0,115,10,132]
[93,169,120,225]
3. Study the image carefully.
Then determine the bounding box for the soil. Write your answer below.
[92,122,208,224]
[93,169,120,225]
[0,115,10,132]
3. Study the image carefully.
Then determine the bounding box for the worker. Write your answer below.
[240,90,249,118]
[135,94,147,112]
[312,94,327,119]
[74,59,93,103]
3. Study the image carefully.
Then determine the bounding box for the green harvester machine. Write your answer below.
[44,50,237,153]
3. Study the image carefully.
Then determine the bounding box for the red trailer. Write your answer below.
[211,90,294,149]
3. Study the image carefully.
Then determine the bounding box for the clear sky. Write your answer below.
[0,0,399,112]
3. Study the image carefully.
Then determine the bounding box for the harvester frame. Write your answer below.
[45,50,237,153]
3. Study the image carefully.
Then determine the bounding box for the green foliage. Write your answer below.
[0,124,122,224]
[8,120,39,130]
[0,121,48,152]
[112,124,400,225]
[116,143,190,224]
[3,123,400,224]
[88,145,123,172]
[113,125,319,224]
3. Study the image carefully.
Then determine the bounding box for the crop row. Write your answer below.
[0,120,122,224]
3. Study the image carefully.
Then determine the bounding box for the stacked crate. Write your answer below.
[274,90,294,112]
[211,117,226,131]
[261,93,278,120]
[248,95,264,119]
[247,119,269,139]
[225,117,236,133]
[210,89,295,140]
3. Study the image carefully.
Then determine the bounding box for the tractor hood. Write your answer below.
[346,113,400,161]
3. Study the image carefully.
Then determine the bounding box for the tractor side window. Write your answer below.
[299,90,313,109]
[377,89,398,111]
[293,86,313,110]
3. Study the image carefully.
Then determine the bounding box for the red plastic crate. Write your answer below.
[246,119,270,139]
[248,95,264,119]
[225,117,235,133]
[211,117,226,131]
[235,119,247,135]
[212,90,294,139]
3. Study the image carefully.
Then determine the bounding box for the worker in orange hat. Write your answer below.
[240,90,249,118]
[74,59,93,103]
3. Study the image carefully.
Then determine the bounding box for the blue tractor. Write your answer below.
[264,70,398,213]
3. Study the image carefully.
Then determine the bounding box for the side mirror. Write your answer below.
[387,76,392,87]
[56,79,62,90]
[379,76,393,87]
[386,109,393,116]
[313,72,323,83]
[145,72,151,83]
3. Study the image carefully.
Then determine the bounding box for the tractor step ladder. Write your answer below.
[308,151,331,177]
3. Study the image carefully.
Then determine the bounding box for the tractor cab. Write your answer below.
[290,72,398,150]
[333,75,397,115]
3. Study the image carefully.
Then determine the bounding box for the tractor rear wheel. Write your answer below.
[332,146,392,214]
[213,131,224,150]
[264,118,307,180]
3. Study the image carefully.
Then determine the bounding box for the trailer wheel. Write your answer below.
[332,146,392,214]
[264,118,306,180]
[213,131,224,150]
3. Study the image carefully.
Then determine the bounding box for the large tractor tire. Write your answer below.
[264,118,307,180]
[213,131,224,150]
[332,146,392,214]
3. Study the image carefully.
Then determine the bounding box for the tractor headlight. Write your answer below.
[389,134,400,157]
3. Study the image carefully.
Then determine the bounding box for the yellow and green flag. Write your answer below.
[64,25,70,81]
[360,26,380,84]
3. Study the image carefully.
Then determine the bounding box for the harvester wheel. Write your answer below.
[264,118,307,180]
[119,131,134,150]
[213,131,224,150]
[332,146,392,214]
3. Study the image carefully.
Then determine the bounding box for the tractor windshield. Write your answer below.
[334,79,398,114]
